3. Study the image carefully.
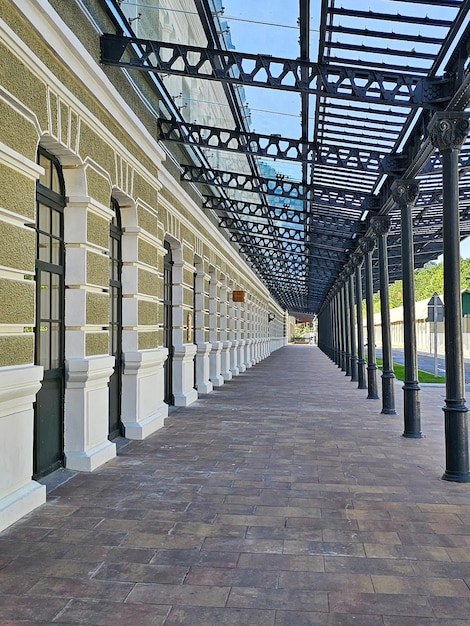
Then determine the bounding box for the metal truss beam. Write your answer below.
[233,234,347,266]
[101,34,453,108]
[203,197,307,224]
[204,196,367,238]
[185,165,365,206]
[160,120,314,162]
[176,140,385,172]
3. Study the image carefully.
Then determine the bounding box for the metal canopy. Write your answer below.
[100,0,470,314]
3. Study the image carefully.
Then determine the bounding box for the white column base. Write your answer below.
[173,344,198,406]
[221,340,233,381]
[244,339,253,369]
[195,342,213,394]
[209,341,224,387]
[229,339,239,376]
[0,481,46,534]
[65,356,116,472]
[122,348,168,440]
[65,439,116,472]
[238,340,246,373]
[0,365,45,532]
[173,388,198,406]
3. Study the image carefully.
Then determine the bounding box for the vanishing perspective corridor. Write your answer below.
[1,345,470,625]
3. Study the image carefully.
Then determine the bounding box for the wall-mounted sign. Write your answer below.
[186,313,193,342]
[232,290,245,302]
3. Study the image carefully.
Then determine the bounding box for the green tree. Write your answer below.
[369,257,470,314]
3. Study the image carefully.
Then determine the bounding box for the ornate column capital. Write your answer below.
[351,252,363,267]
[359,237,375,255]
[370,215,391,237]
[341,262,354,277]
[428,112,470,152]
[391,179,419,208]
[362,195,381,212]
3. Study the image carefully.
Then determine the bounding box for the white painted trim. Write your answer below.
[0,365,43,419]
[0,481,46,534]
[0,141,43,180]
[0,86,42,137]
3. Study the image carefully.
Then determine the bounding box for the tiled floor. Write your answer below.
[1,345,470,625]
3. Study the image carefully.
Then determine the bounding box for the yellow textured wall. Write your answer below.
[138,331,160,350]
[87,251,108,287]
[86,292,108,325]
[138,268,160,298]
[0,279,34,324]
[138,300,158,326]
[0,42,48,136]
[134,174,158,210]
[138,239,159,268]
[0,335,34,367]
[183,267,195,286]
[80,123,115,186]
[86,168,111,207]
[183,287,194,308]
[0,224,35,272]
[87,212,108,249]
[0,166,36,221]
[137,205,159,238]
[85,332,108,356]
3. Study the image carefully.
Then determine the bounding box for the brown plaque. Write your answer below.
[232,290,245,302]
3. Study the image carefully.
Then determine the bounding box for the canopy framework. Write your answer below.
[100,0,470,314]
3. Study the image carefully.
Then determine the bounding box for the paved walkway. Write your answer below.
[1,345,470,625]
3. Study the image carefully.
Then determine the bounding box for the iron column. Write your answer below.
[348,269,358,382]
[429,112,470,482]
[392,180,422,438]
[343,279,352,377]
[371,215,396,415]
[339,286,347,372]
[353,254,367,389]
[360,238,379,399]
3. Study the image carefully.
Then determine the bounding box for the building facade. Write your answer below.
[0,0,287,532]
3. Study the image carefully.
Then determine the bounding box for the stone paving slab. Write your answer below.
[1,345,470,624]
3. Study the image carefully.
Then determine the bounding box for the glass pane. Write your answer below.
[38,154,51,187]
[51,236,60,265]
[50,273,60,320]
[52,208,61,238]
[50,323,60,368]
[38,322,50,369]
[38,232,50,262]
[38,203,49,232]
[39,272,51,320]
[51,165,61,193]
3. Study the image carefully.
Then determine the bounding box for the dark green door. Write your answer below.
[108,201,123,439]
[164,242,174,405]
[34,150,65,478]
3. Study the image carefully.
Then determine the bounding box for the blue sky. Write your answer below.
[220,1,470,261]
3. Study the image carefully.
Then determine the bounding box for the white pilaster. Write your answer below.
[195,342,213,394]
[221,340,233,381]
[0,365,46,532]
[229,339,239,376]
[209,341,224,387]
[238,339,246,373]
[173,344,198,406]
[65,356,116,471]
[121,348,168,438]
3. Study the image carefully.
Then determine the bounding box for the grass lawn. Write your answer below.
[375,357,446,384]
